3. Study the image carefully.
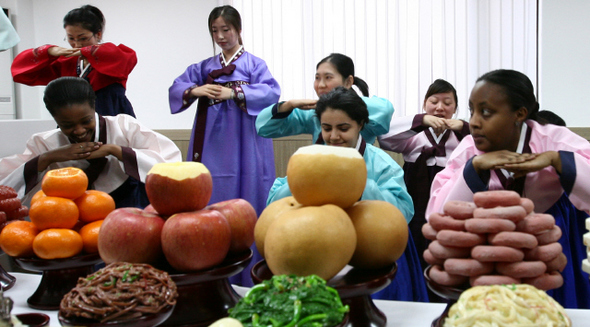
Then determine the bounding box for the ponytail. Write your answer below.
[317,53,370,97]
[352,76,369,97]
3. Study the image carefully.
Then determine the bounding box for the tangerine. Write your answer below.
[74,190,115,223]
[79,220,103,254]
[30,189,47,206]
[29,196,79,230]
[41,167,88,199]
[33,228,83,259]
[0,221,39,257]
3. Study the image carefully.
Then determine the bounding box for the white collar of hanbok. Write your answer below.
[499,122,528,180]
[222,45,244,66]
[93,112,100,142]
[428,127,446,143]
[78,59,91,77]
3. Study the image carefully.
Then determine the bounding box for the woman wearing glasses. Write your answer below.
[11,5,137,117]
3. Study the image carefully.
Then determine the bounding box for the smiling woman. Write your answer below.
[0,77,182,208]
[265,87,428,303]
[10,5,137,118]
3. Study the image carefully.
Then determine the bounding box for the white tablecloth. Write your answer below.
[5,272,590,326]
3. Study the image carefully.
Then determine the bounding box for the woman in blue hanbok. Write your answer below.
[256,53,393,145]
[267,87,429,302]
[168,5,280,286]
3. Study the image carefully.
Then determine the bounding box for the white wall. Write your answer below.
[2,0,590,128]
[2,0,217,129]
[539,0,590,127]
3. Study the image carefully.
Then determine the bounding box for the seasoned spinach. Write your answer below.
[229,275,348,327]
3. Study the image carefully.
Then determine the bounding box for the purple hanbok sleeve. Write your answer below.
[239,55,280,116]
[168,61,209,114]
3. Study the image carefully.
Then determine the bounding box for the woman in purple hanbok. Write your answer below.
[168,5,280,286]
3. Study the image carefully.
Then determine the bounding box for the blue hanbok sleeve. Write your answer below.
[360,96,394,144]
[168,62,208,114]
[240,58,281,116]
[256,103,320,140]
[362,145,415,223]
[0,6,19,51]
[266,176,293,206]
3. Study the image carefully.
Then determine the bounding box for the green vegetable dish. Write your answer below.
[229,275,349,327]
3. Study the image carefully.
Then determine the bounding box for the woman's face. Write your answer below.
[65,25,100,48]
[314,63,353,97]
[320,108,362,148]
[211,17,241,54]
[423,92,457,119]
[53,102,96,144]
[468,81,527,153]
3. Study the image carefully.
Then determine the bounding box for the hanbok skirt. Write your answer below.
[371,232,429,302]
[545,193,590,309]
[95,83,136,118]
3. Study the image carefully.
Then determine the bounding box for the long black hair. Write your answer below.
[43,77,96,116]
[208,5,242,51]
[317,53,369,97]
[63,5,105,38]
[315,86,369,128]
[476,69,539,121]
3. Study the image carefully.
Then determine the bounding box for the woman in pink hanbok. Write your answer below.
[427,69,590,309]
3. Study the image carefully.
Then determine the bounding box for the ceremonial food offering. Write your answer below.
[229,275,348,327]
[443,284,571,327]
[59,262,178,324]
[145,161,213,216]
[286,144,367,208]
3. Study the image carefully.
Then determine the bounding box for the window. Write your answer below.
[222,0,537,120]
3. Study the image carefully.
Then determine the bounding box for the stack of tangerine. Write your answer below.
[0,167,115,260]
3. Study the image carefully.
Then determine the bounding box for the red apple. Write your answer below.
[144,204,170,220]
[206,198,257,253]
[98,207,165,264]
[145,162,213,216]
[144,204,158,215]
[161,209,231,271]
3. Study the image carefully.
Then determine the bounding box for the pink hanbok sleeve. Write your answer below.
[425,136,480,218]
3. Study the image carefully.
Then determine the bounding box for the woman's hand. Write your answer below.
[471,150,538,175]
[423,115,450,135]
[85,144,123,161]
[47,46,81,57]
[190,84,223,99]
[37,142,102,172]
[216,86,234,100]
[278,99,317,113]
[190,85,234,100]
[495,151,561,178]
[445,119,466,131]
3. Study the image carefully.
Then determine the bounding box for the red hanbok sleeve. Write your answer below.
[11,44,71,85]
[81,43,137,81]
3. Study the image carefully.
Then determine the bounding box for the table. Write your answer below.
[5,272,590,326]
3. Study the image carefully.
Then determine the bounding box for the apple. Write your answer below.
[98,207,165,264]
[161,209,231,271]
[145,162,213,216]
[144,204,170,220]
[206,198,257,254]
[143,204,158,215]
